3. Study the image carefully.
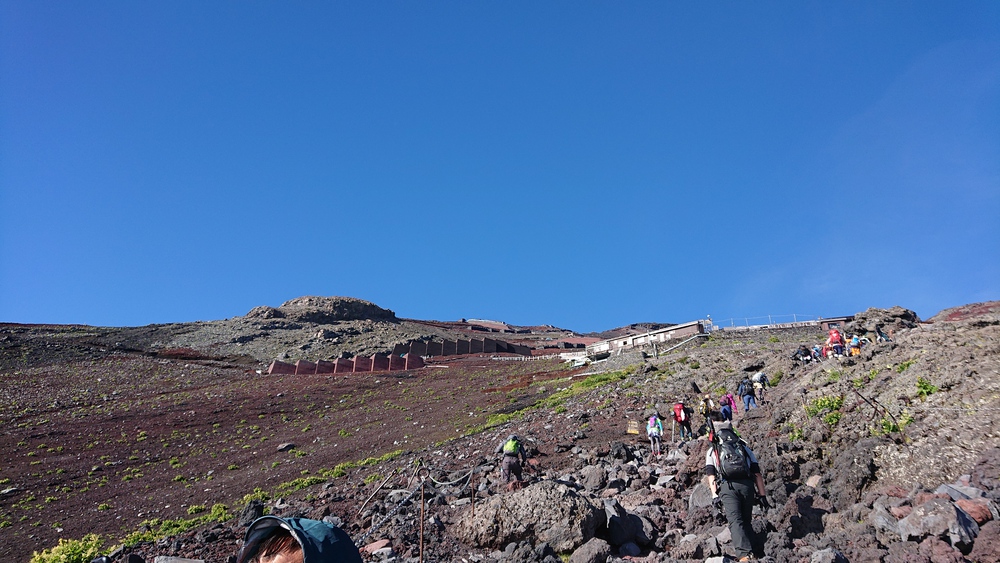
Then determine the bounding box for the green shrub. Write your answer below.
[30,534,103,563]
[241,488,272,505]
[768,336,780,343]
[896,359,917,373]
[689,361,701,369]
[770,370,783,386]
[187,505,206,515]
[805,395,844,418]
[916,378,938,400]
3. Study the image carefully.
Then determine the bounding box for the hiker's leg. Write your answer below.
[720,484,754,558]
[510,460,523,481]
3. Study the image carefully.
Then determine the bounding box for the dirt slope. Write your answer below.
[1,300,998,562]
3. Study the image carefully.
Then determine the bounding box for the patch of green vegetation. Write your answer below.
[769,370,783,386]
[338,429,351,437]
[364,473,382,485]
[787,425,804,441]
[97,504,111,511]
[804,395,844,424]
[277,476,326,493]
[689,361,701,369]
[896,359,917,373]
[186,505,206,515]
[823,412,842,426]
[29,534,103,563]
[916,377,938,400]
[826,369,843,383]
[122,504,229,547]
[872,410,914,436]
[768,336,780,343]
[242,488,272,505]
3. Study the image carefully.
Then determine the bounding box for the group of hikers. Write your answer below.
[642,374,772,560]
[790,326,885,365]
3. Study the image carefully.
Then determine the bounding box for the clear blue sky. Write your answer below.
[2,2,997,332]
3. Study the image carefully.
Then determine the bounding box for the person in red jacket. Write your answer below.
[673,400,694,441]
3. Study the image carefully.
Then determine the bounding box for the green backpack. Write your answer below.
[503,438,519,455]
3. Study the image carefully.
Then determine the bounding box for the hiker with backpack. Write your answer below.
[673,400,694,441]
[647,414,663,456]
[705,411,770,562]
[826,328,845,357]
[737,376,757,411]
[495,434,529,483]
[751,372,769,405]
[237,516,363,563]
[698,394,716,422]
[718,393,735,421]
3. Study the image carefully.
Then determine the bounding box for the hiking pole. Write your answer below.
[671,420,675,444]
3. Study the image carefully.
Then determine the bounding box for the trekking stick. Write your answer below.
[671,419,675,443]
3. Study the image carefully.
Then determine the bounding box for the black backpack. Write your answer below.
[714,427,751,480]
[737,379,750,397]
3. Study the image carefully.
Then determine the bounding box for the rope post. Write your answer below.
[418,467,428,563]
[470,469,475,518]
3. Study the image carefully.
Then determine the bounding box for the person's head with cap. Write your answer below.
[237,516,362,563]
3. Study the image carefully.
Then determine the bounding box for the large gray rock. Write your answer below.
[688,483,714,510]
[898,497,980,552]
[579,464,607,491]
[568,537,611,563]
[603,498,637,546]
[453,480,600,552]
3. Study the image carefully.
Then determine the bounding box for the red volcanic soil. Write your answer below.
[0,348,580,562]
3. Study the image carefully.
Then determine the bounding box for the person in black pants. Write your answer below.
[704,412,770,561]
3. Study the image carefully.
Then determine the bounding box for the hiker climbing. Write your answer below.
[705,412,770,561]
[237,516,363,563]
[737,376,757,411]
[718,392,735,421]
[673,400,694,441]
[698,394,716,423]
[495,434,529,483]
[647,414,663,456]
[751,372,769,405]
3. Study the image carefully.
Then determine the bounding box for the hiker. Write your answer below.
[737,376,757,411]
[495,434,529,483]
[811,345,823,362]
[673,400,694,441]
[237,516,362,563]
[698,394,716,422]
[647,414,663,456]
[705,412,770,562]
[790,345,812,365]
[718,393,735,421]
[826,328,845,357]
[849,334,862,356]
[751,372,769,405]
[724,390,739,416]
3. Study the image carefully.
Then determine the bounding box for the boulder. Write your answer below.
[578,464,607,492]
[967,520,1000,563]
[603,498,637,546]
[898,498,979,553]
[810,548,848,563]
[568,537,611,563]
[956,497,995,525]
[453,480,600,552]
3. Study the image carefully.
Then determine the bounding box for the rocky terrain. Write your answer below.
[2,299,999,563]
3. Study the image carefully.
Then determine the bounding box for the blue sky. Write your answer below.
[1,2,997,333]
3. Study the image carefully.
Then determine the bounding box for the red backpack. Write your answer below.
[673,403,686,422]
